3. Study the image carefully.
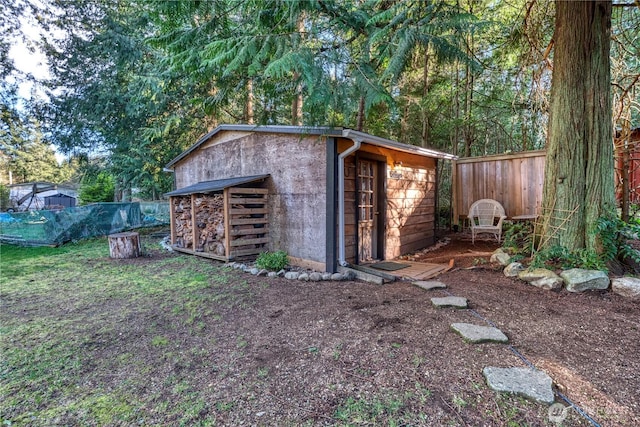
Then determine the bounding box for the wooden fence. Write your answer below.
[452,150,546,225]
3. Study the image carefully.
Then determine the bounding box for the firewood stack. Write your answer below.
[173,196,193,249]
[170,186,269,261]
[194,194,225,255]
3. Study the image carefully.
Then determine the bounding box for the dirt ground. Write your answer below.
[158,232,639,425]
[3,231,639,426]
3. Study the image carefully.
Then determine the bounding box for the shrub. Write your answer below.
[255,250,288,271]
[531,245,605,271]
[530,215,640,272]
[79,171,115,204]
[0,184,10,211]
[595,215,640,266]
[502,222,534,256]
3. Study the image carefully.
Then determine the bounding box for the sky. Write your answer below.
[7,4,69,164]
[8,9,50,101]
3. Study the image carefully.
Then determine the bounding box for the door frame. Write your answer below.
[355,153,386,264]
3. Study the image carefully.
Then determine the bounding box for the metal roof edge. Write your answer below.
[164,173,270,197]
[341,129,458,160]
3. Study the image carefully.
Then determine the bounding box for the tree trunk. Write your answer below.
[291,73,302,126]
[540,0,614,252]
[291,13,305,126]
[246,78,255,124]
[421,50,430,148]
[356,96,365,131]
[108,232,141,259]
[463,25,474,157]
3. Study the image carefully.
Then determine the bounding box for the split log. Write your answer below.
[108,232,141,259]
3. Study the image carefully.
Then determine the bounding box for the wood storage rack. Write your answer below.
[169,184,269,262]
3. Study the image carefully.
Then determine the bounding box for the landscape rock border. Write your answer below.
[227,262,354,282]
[491,250,624,296]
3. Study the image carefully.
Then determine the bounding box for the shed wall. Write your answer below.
[174,132,328,267]
[339,142,437,263]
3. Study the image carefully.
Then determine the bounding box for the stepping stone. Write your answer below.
[451,323,509,343]
[431,296,467,309]
[413,280,447,291]
[483,366,555,404]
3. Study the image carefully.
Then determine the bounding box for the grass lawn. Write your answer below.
[1,234,253,426]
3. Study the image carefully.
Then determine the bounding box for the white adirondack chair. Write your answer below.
[468,199,507,244]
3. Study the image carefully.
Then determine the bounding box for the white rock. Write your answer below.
[490,251,511,266]
[560,268,609,292]
[611,277,640,299]
[431,296,468,309]
[518,268,563,290]
[504,262,525,277]
[284,272,299,280]
[309,272,323,282]
[483,367,554,404]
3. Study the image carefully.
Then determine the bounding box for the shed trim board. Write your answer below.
[165,126,456,272]
[165,174,270,196]
[325,137,338,273]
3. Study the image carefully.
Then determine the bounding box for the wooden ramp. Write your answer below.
[353,260,453,283]
[390,261,451,281]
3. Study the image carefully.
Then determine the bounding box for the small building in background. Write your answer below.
[44,192,77,209]
[8,182,78,211]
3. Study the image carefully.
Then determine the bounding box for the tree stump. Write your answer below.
[108,232,141,259]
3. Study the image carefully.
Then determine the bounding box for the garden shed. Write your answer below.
[164,125,456,272]
[44,193,77,209]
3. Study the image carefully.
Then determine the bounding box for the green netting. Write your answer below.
[0,202,169,246]
[139,201,170,224]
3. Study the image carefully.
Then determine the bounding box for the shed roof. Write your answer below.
[164,125,457,169]
[164,174,270,197]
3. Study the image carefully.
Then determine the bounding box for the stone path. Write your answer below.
[413,279,556,406]
[430,296,468,308]
[413,280,447,291]
[483,367,555,404]
[450,322,509,343]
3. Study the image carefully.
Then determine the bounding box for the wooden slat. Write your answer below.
[230,237,270,247]
[230,227,268,236]
[455,150,546,164]
[229,247,265,257]
[455,151,546,218]
[190,194,197,250]
[229,217,269,226]
[223,188,231,258]
[395,261,449,280]
[169,196,176,245]
[228,196,267,204]
[172,245,229,262]
[229,208,268,215]
[228,187,268,195]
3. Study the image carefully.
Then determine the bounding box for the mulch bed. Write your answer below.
[164,232,638,425]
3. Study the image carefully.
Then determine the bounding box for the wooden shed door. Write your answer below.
[358,160,380,262]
